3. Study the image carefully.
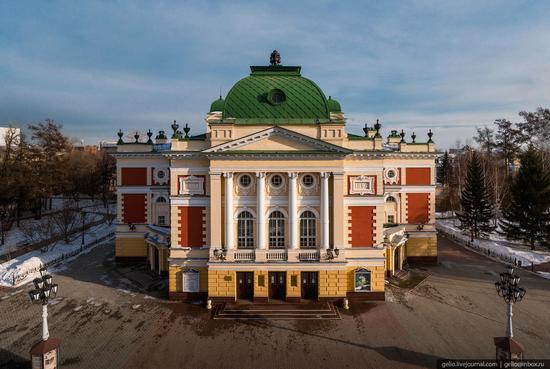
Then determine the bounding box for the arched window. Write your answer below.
[237,211,254,248]
[156,196,167,203]
[268,211,285,248]
[386,196,396,203]
[299,211,316,248]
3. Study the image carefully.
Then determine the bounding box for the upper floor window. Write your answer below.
[156,196,167,203]
[299,210,316,248]
[301,174,315,189]
[268,211,285,248]
[237,211,254,248]
[386,196,396,203]
[158,215,166,225]
[238,174,252,189]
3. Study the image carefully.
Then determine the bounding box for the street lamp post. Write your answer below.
[0,209,6,246]
[493,265,526,361]
[28,267,61,368]
[80,210,87,252]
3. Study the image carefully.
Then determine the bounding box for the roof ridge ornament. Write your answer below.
[270,50,281,66]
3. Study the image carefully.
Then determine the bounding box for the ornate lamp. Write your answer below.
[28,267,61,369]
[493,266,526,362]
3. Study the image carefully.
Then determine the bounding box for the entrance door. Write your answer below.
[268,272,286,300]
[301,272,318,300]
[237,272,254,300]
[394,247,400,271]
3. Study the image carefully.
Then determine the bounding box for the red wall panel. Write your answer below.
[179,206,205,247]
[405,168,431,185]
[349,206,375,247]
[121,168,147,186]
[407,193,430,224]
[122,194,146,223]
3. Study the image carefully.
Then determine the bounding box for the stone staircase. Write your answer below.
[212,302,341,320]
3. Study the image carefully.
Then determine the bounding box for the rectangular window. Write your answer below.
[387,215,395,224]
[300,217,316,248]
[268,217,285,248]
[158,215,166,225]
[237,216,254,248]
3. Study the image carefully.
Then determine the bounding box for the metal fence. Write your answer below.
[436,226,524,268]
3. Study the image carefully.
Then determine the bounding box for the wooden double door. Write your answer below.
[301,272,319,300]
[268,272,286,300]
[237,272,254,300]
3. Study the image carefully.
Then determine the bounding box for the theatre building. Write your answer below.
[114,52,437,303]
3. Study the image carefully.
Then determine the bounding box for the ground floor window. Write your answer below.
[355,268,371,292]
[182,270,200,292]
[158,215,166,225]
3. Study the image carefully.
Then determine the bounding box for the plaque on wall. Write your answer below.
[258,275,265,287]
[179,175,205,196]
[291,275,298,287]
[349,175,375,195]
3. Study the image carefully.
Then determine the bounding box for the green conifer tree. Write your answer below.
[457,151,495,241]
[499,148,550,250]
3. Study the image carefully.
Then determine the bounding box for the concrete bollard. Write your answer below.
[343,298,349,310]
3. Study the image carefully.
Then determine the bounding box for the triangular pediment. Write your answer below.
[203,126,350,153]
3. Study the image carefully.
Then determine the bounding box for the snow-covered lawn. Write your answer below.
[537,272,550,280]
[0,203,115,257]
[436,217,550,267]
[0,222,115,288]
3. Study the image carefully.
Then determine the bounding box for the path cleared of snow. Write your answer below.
[0,223,115,287]
[436,218,550,266]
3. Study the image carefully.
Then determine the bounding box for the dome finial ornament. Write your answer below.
[270,50,281,66]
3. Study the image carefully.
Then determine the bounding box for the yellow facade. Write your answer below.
[115,237,147,258]
[114,55,438,304]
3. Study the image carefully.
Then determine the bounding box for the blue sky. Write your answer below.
[1,1,549,149]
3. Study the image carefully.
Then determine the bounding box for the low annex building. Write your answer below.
[114,51,437,303]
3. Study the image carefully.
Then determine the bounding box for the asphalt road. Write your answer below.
[1,234,549,369]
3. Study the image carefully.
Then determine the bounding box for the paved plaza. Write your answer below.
[1,236,549,369]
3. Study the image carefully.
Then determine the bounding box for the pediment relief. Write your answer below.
[203,126,350,153]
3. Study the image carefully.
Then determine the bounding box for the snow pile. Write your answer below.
[537,272,550,280]
[0,223,115,288]
[436,218,550,266]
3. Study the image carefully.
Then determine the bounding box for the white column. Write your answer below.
[320,172,330,250]
[289,172,298,249]
[42,304,49,341]
[224,172,233,250]
[256,172,266,249]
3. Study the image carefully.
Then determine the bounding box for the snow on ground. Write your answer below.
[436,218,550,266]
[0,222,115,288]
[537,272,550,280]
[0,202,115,257]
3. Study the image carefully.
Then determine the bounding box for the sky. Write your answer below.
[1,1,549,149]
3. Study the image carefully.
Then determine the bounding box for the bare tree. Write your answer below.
[50,200,80,244]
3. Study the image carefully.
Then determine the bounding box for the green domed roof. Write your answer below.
[220,65,334,124]
[327,96,341,112]
[210,96,225,112]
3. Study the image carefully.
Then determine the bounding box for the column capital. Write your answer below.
[320,172,331,179]
[256,172,266,178]
[223,172,233,178]
[288,172,298,179]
